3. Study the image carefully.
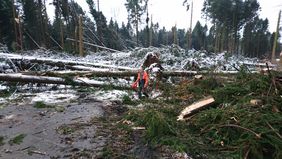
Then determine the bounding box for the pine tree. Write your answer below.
[125,0,148,46]
[202,0,260,53]
[0,0,16,50]
[86,0,123,50]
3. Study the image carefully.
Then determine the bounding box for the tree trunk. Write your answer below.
[0,73,130,90]
[135,7,139,46]
[79,15,84,57]
[0,53,137,71]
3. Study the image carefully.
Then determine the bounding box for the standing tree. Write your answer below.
[125,0,148,46]
[183,0,193,49]
[86,0,123,50]
[0,0,16,50]
[22,0,41,49]
[242,17,270,57]
[192,21,207,50]
[202,0,260,53]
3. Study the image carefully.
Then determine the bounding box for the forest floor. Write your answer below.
[0,86,182,159]
[0,47,281,159]
[1,70,281,159]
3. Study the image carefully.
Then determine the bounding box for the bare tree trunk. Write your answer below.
[12,0,18,51]
[60,19,64,50]
[135,7,139,46]
[79,15,84,57]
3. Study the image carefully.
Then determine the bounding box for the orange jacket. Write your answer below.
[131,71,149,89]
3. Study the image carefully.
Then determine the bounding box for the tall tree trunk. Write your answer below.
[12,0,18,51]
[135,14,139,45]
[79,15,84,57]
[60,18,64,50]
[38,0,45,47]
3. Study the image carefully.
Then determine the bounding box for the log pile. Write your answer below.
[0,53,278,88]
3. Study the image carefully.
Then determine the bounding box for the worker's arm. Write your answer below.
[131,73,140,89]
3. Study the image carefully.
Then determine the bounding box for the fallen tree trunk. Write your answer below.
[22,70,138,77]
[0,53,137,71]
[241,62,276,68]
[20,70,254,79]
[177,96,215,121]
[0,73,131,90]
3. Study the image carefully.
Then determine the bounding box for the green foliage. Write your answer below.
[0,0,15,50]
[192,21,208,50]
[121,72,282,158]
[0,136,4,146]
[101,147,114,159]
[62,75,76,86]
[57,125,75,135]
[9,134,26,145]
[142,110,177,142]
[122,95,136,105]
[187,77,220,98]
[0,89,13,98]
[242,17,271,57]
[34,101,54,109]
[202,0,261,53]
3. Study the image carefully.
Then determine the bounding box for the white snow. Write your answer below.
[0,85,7,90]
[71,65,111,71]
[31,90,78,104]
[94,90,128,101]
[75,77,105,85]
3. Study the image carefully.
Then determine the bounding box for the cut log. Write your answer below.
[177,96,215,121]
[250,99,263,106]
[0,73,130,90]
[195,75,203,79]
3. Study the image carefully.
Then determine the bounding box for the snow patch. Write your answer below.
[31,90,78,104]
[94,90,128,101]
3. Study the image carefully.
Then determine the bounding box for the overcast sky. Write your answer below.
[46,0,282,32]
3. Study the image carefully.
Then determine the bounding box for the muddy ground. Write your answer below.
[0,89,178,159]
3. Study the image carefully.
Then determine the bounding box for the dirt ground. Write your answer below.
[0,89,177,159]
[0,92,110,159]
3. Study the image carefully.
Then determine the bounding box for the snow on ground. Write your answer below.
[31,89,78,104]
[94,90,129,101]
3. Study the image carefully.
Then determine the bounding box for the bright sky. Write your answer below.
[47,0,282,32]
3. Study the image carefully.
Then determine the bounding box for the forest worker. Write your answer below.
[131,67,149,98]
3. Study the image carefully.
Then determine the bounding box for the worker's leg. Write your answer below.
[138,80,145,98]
[140,79,149,98]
